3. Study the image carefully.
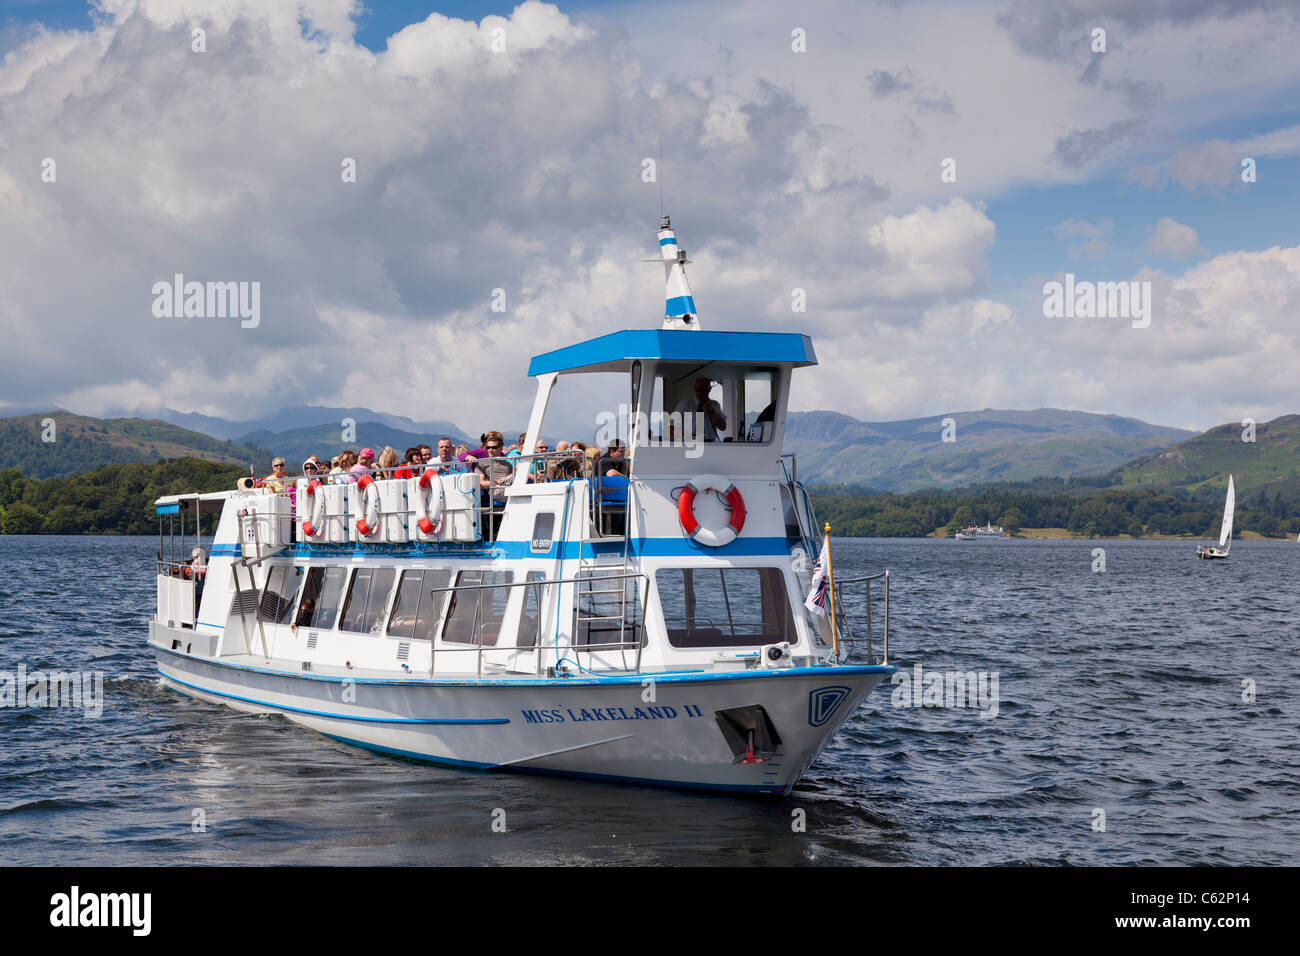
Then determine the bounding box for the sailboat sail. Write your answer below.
[1218,475,1235,550]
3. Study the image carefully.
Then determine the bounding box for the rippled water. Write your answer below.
[1,535,1296,865]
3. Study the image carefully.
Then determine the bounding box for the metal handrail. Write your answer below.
[832,570,890,665]
[425,570,650,677]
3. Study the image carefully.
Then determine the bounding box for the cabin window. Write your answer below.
[651,363,781,445]
[573,569,643,648]
[657,567,796,648]
[530,513,555,552]
[519,571,547,649]
[387,569,452,641]
[296,566,347,630]
[442,570,514,646]
[258,565,303,625]
[339,567,397,635]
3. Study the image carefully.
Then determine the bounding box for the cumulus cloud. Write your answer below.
[2,0,1299,439]
[1146,217,1202,258]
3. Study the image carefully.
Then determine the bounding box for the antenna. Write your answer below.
[657,134,663,218]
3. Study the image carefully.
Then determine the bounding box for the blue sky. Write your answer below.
[2,0,1299,434]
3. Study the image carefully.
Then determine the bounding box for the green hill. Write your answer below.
[786,408,1193,490]
[0,412,271,481]
[1114,415,1300,494]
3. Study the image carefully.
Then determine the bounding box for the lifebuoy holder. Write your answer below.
[678,475,746,547]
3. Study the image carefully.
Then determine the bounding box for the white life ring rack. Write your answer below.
[677,475,746,548]
[301,479,327,539]
[354,474,381,538]
[414,470,445,536]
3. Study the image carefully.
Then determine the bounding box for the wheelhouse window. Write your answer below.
[442,570,514,646]
[296,566,347,630]
[657,567,796,648]
[339,567,397,635]
[387,569,452,641]
[650,364,781,445]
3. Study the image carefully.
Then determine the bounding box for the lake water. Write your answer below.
[1,535,1296,865]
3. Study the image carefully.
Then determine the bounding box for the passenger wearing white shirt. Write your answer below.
[672,377,726,442]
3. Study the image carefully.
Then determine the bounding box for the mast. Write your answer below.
[655,215,700,331]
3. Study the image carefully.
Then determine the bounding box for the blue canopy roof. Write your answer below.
[527,330,818,376]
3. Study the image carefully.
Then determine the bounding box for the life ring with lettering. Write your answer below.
[414,470,445,536]
[355,474,381,537]
[302,479,326,538]
[678,475,746,547]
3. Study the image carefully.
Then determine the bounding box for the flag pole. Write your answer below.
[825,522,838,660]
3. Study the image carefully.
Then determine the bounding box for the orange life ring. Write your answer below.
[414,470,445,536]
[302,479,326,538]
[355,474,380,537]
[678,475,746,547]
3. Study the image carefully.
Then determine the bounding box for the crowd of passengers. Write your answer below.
[259,431,629,537]
[260,432,628,492]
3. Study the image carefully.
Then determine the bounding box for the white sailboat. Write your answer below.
[1196,475,1234,560]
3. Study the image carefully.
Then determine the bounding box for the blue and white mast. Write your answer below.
[655,215,700,330]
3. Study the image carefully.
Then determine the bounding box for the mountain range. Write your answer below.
[783,408,1195,492]
[7,405,1292,493]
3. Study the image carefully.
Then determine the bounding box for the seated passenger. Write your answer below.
[546,440,581,480]
[394,447,420,480]
[604,440,628,477]
[349,448,375,481]
[377,446,399,476]
[262,457,289,492]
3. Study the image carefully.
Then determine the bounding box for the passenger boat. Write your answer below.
[955,522,1005,540]
[148,215,896,794]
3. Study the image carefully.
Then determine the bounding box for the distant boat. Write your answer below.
[1196,475,1234,560]
[956,521,1005,540]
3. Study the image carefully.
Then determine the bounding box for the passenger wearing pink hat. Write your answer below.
[349,447,375,481]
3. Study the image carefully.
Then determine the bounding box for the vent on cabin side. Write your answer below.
[396,643,410,662]
[306,632,318,649]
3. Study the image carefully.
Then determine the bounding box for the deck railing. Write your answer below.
[832,570,890,665]
[424,570,650,678]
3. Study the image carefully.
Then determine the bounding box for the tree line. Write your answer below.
[3,457,1299,539]
[811,474,1300,539]
[0,459,248,535]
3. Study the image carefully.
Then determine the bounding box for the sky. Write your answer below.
[2,0,1299,439]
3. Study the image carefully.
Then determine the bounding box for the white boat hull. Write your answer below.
[151,630,892,794]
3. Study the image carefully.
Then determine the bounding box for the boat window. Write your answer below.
[387,569,452,641]
[651,364,781,445]
[574,569,643,648]
[442,570,514,646]
[339,567,398,635]
[258,565,303,625]
[530,513,555,552]
[657,567,796,648]
[519,570,546,649]
[297,566,347,630]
